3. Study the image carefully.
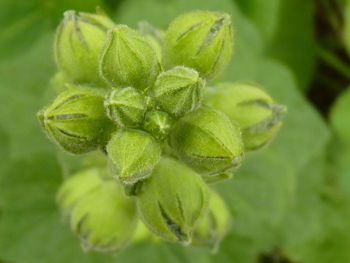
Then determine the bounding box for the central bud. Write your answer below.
[104,87,147,128]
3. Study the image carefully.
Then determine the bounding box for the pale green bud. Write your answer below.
[100,25,159,90]
[165,11,233,79]
[151,66,205,117]
[169,106,243,176]
[191,190,231,252]
[57,168,103,213]
[205,82,286,151]
[54,10,115,85]
[104,87,147,128]
[143,110,174,141]
[106,130,161,184]
[57,168,138,252]
[137,157,209,244]
[37,85,115,154]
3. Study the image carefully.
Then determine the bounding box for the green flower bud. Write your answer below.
[104,87,147,128]
[165,11,233,79]
[169,106,244,176]
[191,190,231,252]
[54,10,115,85]
[151,66,205,117]
[37,85,115,154]
[137,157,209,244]
[143,110,174,141]
[57,168,138,252]
[106,130,161,184]
[100,25,159,90]
[205,82,286,151]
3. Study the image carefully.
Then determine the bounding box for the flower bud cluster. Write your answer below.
[38,9,286,253]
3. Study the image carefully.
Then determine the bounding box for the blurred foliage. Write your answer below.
[235,0,316,91]
[0,0,110,60]
[0,0,349,262]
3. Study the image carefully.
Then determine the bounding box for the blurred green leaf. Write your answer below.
[266,0,316,91]
[0,127,10,170]
[310,200,350,263]
[278,145,350,263]
[329,87,350,203]
[332,147,350,199]
[278,153,327,262]
[0,0,108,60]
[345,2,350,55]
[0,33,56,158]
[217,149,295,257]
[114,0,233,28]
[330,87,350,145]
[234,0,281,42]
[0,127,10,232]
[233,0,316,91]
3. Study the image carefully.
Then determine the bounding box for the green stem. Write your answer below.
[316,45,350,80]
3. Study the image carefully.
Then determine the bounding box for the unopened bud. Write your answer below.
[37,85,115,154]
[54,10,115,85]
[165,11,233,79]
[169,106,244,176]
[137,157,209,244]
[57,168,138,252]
[143,110,174,141]
[205,82,286,151]
[104,87,147,128]
[151,66,205,117]
[106,130,161,184]
[100,25,159,90]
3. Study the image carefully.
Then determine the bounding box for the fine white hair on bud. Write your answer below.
[151,66,205,117]
[204,82,287,151]
[99,25,160,90]
[104,87,147,128]
[169,106,244,176]
[37,85,115,154]
[106,129,161,184]
[137,157,209,244]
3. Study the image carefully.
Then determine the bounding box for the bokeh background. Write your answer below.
[1,0,350,262]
